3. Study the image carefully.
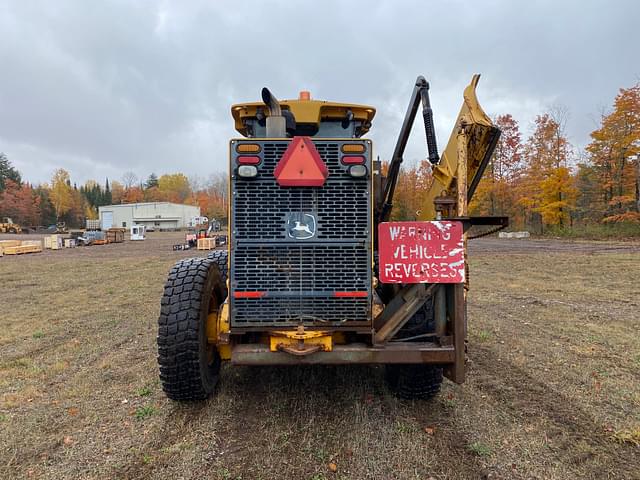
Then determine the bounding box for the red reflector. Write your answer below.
[233,291,265,298]
[274,136,329,187]
[341,155,365,165]
[237,156,260,165]
[333,291,369,298]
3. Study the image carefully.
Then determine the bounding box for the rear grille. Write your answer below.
[230,139,372,327]
[233,297,370,325]
[234,181,368,240]
[234,245,368,291]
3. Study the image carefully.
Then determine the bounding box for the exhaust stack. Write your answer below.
[261,87,286,138]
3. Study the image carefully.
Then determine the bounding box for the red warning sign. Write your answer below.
[378,221,465,284]
[274,137,329,187]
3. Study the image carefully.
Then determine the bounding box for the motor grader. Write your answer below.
[157,75,507,400]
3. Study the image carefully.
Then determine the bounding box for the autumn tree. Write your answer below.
[520,112,577,229]
[49,169,74,221]
[586,83,640,222]
[111,180,125,204]
[158,173,191,203]
[470,114,524,225]
[123,186,144,203]
[384,160,433,221]
[0,180,41,225]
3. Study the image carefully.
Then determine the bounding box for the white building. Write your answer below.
[98,202,200,231]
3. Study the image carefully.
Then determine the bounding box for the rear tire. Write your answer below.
[385,364,443,400]
[206,250,228,282]
[157,257,227,401]
[385,299,443,399]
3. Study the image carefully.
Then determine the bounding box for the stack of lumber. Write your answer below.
[197,237,216,250]
[0,240,20,256]
[0,239,43,256]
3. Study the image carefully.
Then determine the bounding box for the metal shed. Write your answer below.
[98,202,200,231]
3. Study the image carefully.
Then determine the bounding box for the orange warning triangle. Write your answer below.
[274,136,329,187]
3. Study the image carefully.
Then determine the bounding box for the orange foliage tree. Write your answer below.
[520,113,577,230]
[470,114,524,225]
[0,180,41,226]
[586,83,640,223]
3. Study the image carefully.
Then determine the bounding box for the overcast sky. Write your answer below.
[1,0,638,186]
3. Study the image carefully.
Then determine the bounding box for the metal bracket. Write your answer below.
[374,283,437,344]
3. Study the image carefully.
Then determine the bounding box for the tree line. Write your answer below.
[0,162,227,228]
[390,81,639,235]
[1,81,638,234]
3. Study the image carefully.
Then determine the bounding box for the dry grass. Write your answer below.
[0,234,639,479]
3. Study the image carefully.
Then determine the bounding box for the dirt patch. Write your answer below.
[1,235,638,479]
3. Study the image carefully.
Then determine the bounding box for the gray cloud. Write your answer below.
[1,0,638,185]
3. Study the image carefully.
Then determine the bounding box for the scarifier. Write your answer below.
[157,75,508,400]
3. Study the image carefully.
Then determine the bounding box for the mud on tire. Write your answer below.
[157,257,227,401]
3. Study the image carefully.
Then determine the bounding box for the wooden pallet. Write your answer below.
[197,238,216,250]
[92,239,108,245]
[2,244,43,255]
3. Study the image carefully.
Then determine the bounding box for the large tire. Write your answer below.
[157,257,227,401]
[385,364,443,400]
[207,250,228,282]
[8,228,16,234]
[385,299,443,400]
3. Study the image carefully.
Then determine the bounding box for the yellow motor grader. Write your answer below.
[157,75,507,400]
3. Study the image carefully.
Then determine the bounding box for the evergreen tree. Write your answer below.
[0,153,22,192]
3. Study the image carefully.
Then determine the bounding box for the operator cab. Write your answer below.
[231,91,376,139]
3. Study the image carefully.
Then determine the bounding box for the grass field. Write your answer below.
[1,233,639,479]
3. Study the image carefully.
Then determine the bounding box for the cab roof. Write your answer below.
[230,96,376,137]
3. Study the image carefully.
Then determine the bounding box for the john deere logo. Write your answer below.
[286,213,316,240]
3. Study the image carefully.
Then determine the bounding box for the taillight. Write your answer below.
[237,156,260,165]
[341,156,365,165]
[341,144,366,154]
[236,143,261,153]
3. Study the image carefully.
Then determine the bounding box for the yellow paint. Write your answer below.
[206,312,218,343]
[218,344,232,360]
[269,328,332,352]
[231,99,376,137]
[207,303,231,360]
[419,74,497,221]
[218,303,230,340]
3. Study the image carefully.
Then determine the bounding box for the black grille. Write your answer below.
[230,139,372,327]
[234,245,368,291]
[233,297,370,325]
[234,181,368,240]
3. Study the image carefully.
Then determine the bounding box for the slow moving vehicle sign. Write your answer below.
[378,221,465,284]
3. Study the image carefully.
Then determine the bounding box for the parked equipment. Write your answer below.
[0,217,22,234]
[157,76,508,401]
